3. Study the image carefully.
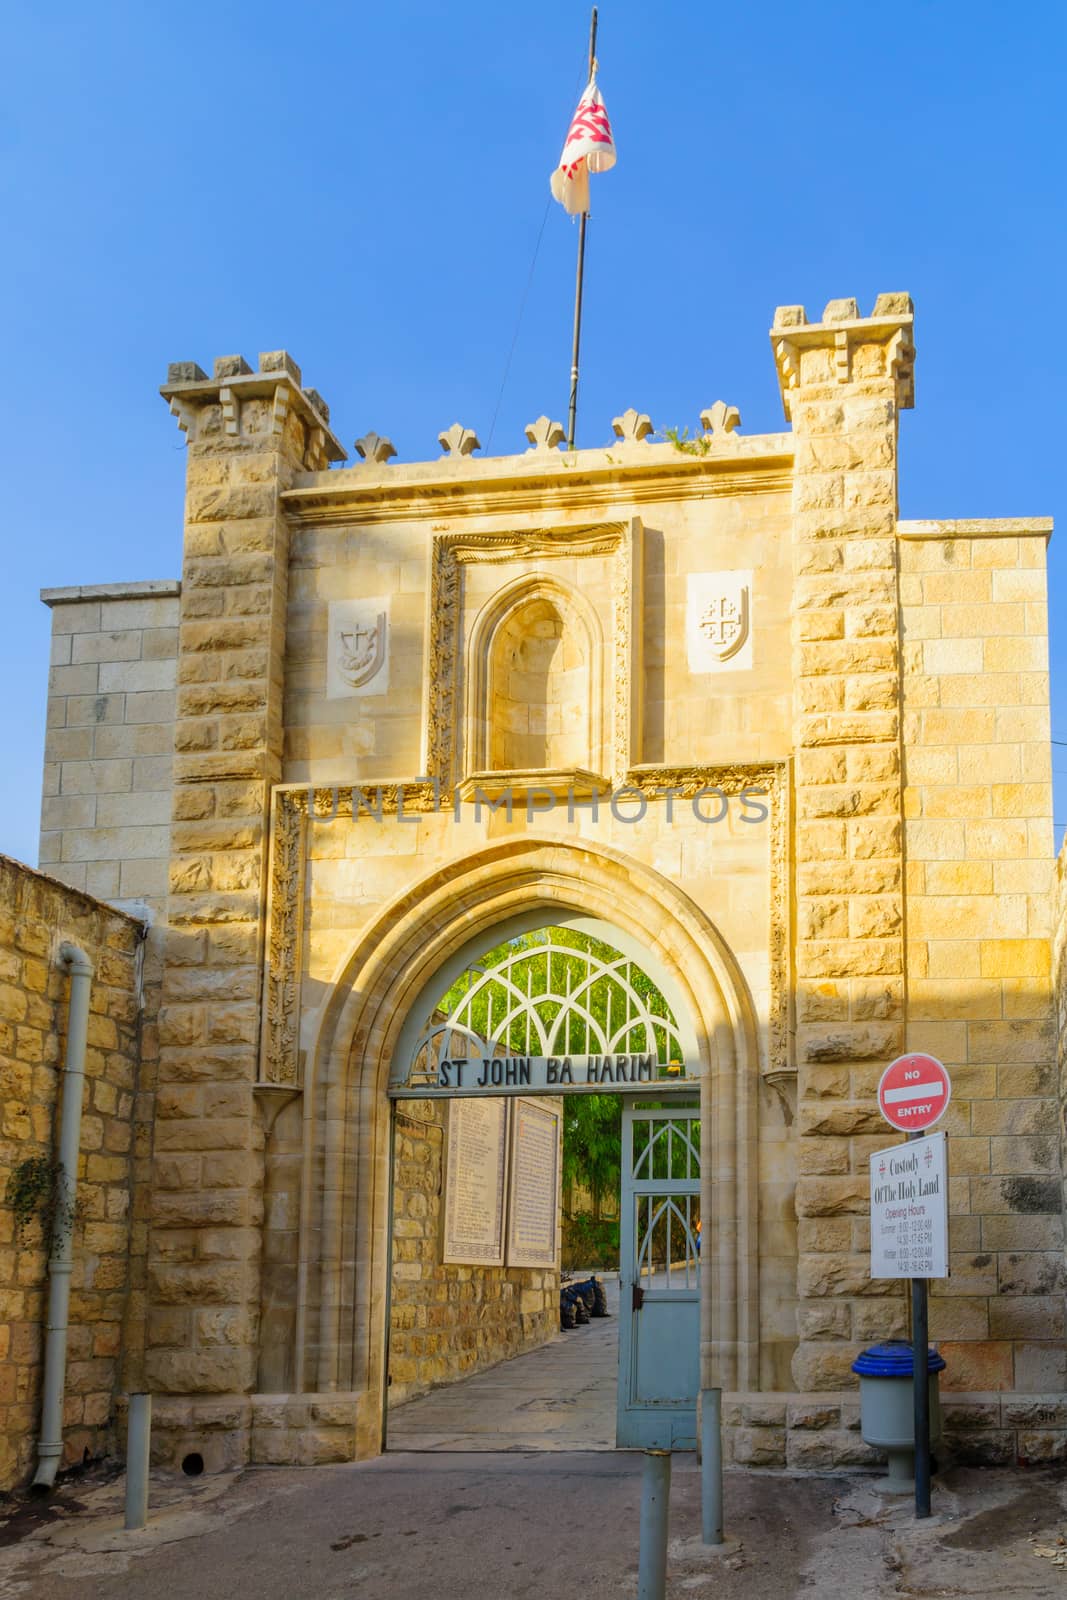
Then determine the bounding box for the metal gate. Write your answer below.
[617,1098,701,1449]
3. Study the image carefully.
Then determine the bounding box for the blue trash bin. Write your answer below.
[852,1341,946,1491]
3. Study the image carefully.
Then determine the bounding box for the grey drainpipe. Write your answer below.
[32,942,93,1491]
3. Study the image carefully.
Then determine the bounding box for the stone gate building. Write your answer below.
[28,292,1066,1477]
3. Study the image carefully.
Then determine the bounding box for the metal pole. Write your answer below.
[912,1277,931,1517]
[565,6,598,449]
[124,1393,151,1531]
[700,1388,724,1545]
[637,1449,671,1600]
[907,1129,931,1518]
[32,943,93,1490]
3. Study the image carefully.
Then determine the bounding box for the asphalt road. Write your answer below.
[0,1454,848,1600]
[3,1451,1067,1599]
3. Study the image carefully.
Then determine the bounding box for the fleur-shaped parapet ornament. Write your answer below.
[611,408,653,444]
[438,423,481,457]
[354,432,397,465]
[699,401,742,439]
[524,416,565,453]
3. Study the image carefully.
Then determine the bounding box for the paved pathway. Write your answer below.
[387,1272,619,1451]
[7,1456,1066,1600]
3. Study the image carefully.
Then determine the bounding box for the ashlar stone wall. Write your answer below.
[0,856,142,1487]
[388,1099,557,1408]
[39,580,180,907]
[900,520,1059,1399]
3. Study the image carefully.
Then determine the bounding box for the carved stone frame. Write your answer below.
[256,760,793,1088]
[421,519,642,790]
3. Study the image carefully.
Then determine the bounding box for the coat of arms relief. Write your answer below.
[686,572,753,673]
[326,598,390,699]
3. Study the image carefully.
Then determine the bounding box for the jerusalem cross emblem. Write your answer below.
[698,586,749,661]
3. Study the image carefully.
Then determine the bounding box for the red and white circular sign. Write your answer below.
[877,1053,951,1133]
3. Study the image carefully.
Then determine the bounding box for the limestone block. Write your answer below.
[1014,1344,1067,1392]
[790,1345,863,1392]
[938,1341,1014,1392]
[799,1024,900,1062]
[785,1431,841,1469]
[797,1254,898,1300]
[852,1299,908,1342]
[731,1427,786,1466]
[997,1254,1066,1296]
[981,1215,1064,1251]
[59,759,133,796]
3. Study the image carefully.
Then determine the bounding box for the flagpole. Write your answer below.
[566,6,598,450]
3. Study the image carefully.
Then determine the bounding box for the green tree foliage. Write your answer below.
[562,1093,621,1204]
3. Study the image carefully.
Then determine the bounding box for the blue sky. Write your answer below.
[2,0,1064,866]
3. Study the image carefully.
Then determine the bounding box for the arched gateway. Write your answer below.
[28,293,1051,1482]
[296,837,759,1456]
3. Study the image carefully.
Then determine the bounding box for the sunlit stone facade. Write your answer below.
[35,298,1063,1472]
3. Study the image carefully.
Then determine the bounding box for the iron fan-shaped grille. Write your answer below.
[406,927,683,1088]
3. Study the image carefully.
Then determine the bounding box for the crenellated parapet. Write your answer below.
[161,351,346,471]
[771,294,915,420]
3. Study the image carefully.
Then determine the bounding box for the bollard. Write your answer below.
[124,1392,151,1531]
[637,1448,671,1600]
[700,1387,723,1545]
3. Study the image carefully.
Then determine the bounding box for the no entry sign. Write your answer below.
[877,1053,951,1133]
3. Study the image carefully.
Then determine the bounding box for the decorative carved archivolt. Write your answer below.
[258,788,307,1086]
[625,762,792,1079]
[612,526,640,776]
[446,523,625,565]
[258,760,793,1089]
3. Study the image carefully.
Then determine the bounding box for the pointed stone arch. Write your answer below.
[296,835,761,1454]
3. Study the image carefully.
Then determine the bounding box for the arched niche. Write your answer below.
[464,575,603,781]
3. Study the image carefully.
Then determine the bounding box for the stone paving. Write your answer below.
[387,1271,619,1451]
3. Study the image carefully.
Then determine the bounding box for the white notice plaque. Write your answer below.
[442,1098,509,1266]
[870,1131,949,1280]
[506,1098,561,1269]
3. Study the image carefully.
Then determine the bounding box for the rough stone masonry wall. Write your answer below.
[779,295,913,1398]
[148,355,346,1472]
[388,1101,558,1408]
[1056,835,1067,1297]
[0,856,141,1488]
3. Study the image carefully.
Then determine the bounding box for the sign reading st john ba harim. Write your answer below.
[397,927,690,1098]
